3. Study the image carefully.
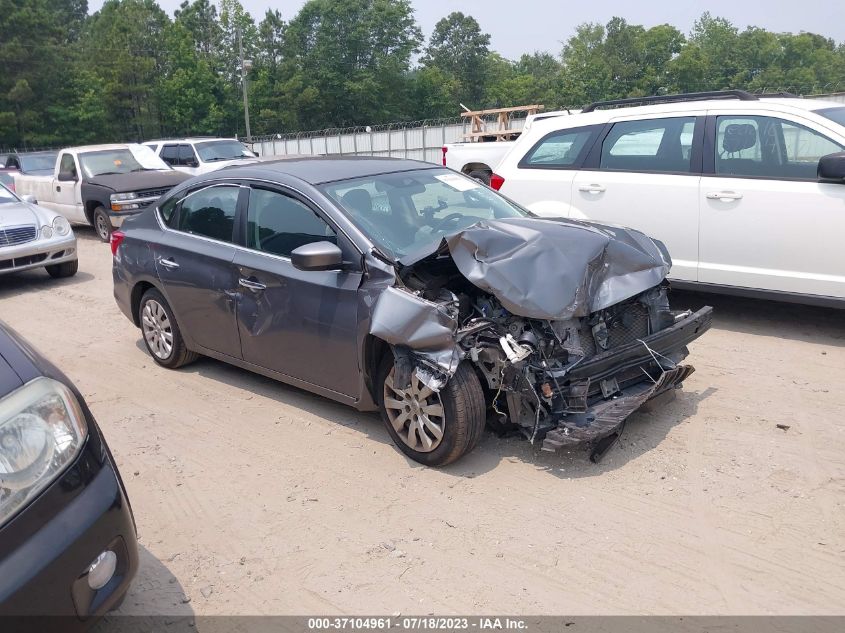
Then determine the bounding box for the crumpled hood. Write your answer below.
[441,217,671,320]
[87,170,190,192]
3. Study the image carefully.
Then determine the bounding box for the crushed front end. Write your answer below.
[371,217,713,461]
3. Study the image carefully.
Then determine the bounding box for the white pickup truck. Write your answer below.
[442,109,576,184]
[14,144,190,242]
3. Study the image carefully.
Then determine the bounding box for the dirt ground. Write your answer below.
[2,229,844,618]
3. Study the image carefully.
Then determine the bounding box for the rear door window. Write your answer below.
[179,145,197,166]
[519,125,601,168]
[246,187,336,258]
[177,185,240,242]
[600,117,697,173]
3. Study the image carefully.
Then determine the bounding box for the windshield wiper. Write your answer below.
[94,171,123,176]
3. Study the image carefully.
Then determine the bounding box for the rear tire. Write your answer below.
[467,169,491,186]
[45,259,78,278]
[93,206,113,242]
[138,288,198,369]
[377,354,486,466]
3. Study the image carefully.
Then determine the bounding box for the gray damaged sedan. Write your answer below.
[0,184,78,278]
[112,158,712,465]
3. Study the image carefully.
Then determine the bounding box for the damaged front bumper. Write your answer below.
[540,306,713,456]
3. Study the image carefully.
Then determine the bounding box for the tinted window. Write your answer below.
[177,185,239,242]
[247,188,336,258]
[146,144,159,153]
[59,153,77,178]
[601,117,696,173]
[159,196,178,226]
[715,115,844,180]
[178,145,197,165]
[160,144,179,165]
[521,127,598,167]
[195,140,256,162]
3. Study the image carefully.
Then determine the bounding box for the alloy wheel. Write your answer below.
[95,213,110,240]
[383,370,445,452]
[141,299,174,360]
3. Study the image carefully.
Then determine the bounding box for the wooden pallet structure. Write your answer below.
[461,104,544,142]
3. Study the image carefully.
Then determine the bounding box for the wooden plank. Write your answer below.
[460,104,544,117]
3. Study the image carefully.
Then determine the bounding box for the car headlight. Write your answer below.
[0,377,88,528]
[52,216,71,236]
[110,192,138,202]
[40,225,53,239]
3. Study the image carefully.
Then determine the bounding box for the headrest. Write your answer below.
[723,124,757,153]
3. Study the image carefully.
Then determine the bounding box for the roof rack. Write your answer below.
[581,90,758,113]
[755,92,800,98]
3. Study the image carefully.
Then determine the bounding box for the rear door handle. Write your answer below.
[706,191,743,201]
[578,184,606,194]
[238,278,266,292]
[56,186,61,192]
[157,257,180,270]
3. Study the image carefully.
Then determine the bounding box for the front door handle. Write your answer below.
[578,184,606,194]
[157,257,180,270]
[238,278,266,292]
[56,186,61,192]
[706,191,743,201]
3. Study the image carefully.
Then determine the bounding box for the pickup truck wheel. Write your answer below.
[467,169,491,186]
[138,288,198,369]
[45,259,79,278]
[93,206,113,242]
[377,356,486,467]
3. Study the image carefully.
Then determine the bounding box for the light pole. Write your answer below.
[237,26,252,142]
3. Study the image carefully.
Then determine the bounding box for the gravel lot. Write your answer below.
[2,230,844,618]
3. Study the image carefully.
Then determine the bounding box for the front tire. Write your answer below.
[377,355,486,466]
[93,206,113,242]
[45,259,78,278]
[138,288,198,369]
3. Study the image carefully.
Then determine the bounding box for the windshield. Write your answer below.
[19,152,57,173]
[817,106,845,128]
[195,140,256,162]
[0,183,18,204]
[321,168,529,260]
[78,144,170,178]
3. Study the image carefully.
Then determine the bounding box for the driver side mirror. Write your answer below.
[818,152,845,183]
[21,194,38,205]
[58,170,77,182]
[291,241,344,271]
[186,159,199,168]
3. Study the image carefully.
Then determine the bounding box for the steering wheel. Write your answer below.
[430,213,468,232]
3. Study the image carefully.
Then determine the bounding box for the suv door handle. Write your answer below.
[706,191,743,201]
[157,257,180,270]
[578,184,606,194]
[238,278,266,292]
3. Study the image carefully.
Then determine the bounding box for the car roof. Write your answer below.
[527,96,845,135]
[145,137,237,144]
[62,143,141,153]
[216,156,439,185]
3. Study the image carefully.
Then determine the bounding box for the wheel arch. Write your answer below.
[460,162,492,175]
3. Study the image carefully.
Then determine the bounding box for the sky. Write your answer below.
[87,0,845,60]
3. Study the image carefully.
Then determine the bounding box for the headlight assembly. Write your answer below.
[40,225,53,240]
[52,216,71,236]
[110,192,138,202]
[0,378,88,528]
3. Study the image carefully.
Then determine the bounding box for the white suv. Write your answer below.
[491,90,845,306]
[143,137,259,175]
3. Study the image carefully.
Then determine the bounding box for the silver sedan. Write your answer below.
[0,184,77,277]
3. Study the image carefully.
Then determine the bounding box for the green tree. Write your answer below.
[422,11,490,107]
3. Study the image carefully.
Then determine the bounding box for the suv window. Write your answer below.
[160,144,179,166]
[246,188,337,258]
[59,153,77,178]
[715,115,844,180]
[601,117,696,173]
[177,185,239,242]
[179,145,197,166]
[520,126,600,168]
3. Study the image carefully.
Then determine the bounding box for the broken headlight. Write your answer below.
[0,377,88,528]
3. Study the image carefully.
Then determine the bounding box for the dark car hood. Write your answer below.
[87,170,190,192]
[402,217,671,320]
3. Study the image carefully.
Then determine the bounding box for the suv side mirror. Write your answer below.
[818,152,845,183]
[58,170,77,182]
[291,241,343,271]
[186,159,199,168]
